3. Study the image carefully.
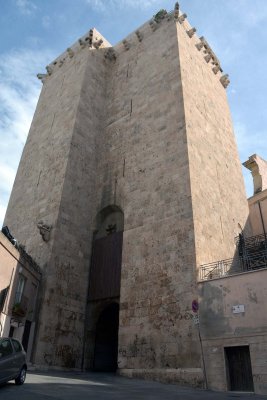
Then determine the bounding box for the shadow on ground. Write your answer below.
[1,371,267,400]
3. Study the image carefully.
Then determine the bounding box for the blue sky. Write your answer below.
[0,0,267,227]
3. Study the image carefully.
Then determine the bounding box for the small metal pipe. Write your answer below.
[197,318,208,389]
[258,201,266,238]
[2,268,14,315]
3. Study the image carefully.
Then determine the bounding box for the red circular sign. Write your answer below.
[192,300,199,313]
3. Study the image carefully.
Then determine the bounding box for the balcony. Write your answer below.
[199,234,267,281]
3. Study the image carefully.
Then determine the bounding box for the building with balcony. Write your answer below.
[198,154,267,393]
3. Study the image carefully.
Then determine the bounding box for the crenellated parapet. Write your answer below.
[36,28,111,83]
[111,2,229,89]
[37,3,229,89]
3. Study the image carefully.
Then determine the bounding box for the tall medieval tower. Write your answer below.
[4,4,250,386]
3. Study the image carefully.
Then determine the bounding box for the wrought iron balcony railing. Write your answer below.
[199,233,267,281]
[235,233,267,250]
[199,251,267,281]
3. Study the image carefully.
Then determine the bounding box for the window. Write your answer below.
[0,339,13,357]
[15,274,26,303]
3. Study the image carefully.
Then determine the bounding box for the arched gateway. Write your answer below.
[86,206,123,371]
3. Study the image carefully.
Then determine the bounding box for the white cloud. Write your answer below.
[0,164,16,193]
[42,16,51,29]
[0,47,53,227]
[16,0,37,16]
[85,0,160,11]
[0,204,7,228]
[234,121,267,159]
[231,0,267,27]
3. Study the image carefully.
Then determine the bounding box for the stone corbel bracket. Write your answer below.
[220,74,230,88]
[79,29,95,49]
[37,221,52,242]
[178,13,187,24]
[78,38,86,48]
[187,27,196,38]
[37,73,48,84]
[46,65,53,75]
[149,19,157,31]
[122,39,130,51]
[174,2,180,19]
[87,29,94,46]
[67,48,74,58]
[104,48,117,62]
[135,30,143,42]
[93,38,103,49]
[58,59,65,68]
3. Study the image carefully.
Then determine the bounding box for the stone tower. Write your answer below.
[4,4,250,386]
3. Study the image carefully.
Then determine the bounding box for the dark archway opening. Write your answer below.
[93,303,119,372]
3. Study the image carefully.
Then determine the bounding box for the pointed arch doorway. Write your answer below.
[87,205,123,371]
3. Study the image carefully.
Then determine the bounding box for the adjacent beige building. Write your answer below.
[2,2,267,395]
[244,154,267,237]
[0,232,41,361]
[198,154,267,394]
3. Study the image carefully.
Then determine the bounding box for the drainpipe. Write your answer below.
[3,268,14,315]
[258,202,267,261]
[258,201,266,238]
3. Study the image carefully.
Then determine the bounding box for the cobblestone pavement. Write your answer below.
[1,371,267,400]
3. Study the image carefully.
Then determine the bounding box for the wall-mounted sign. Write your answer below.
[232,304,245,314]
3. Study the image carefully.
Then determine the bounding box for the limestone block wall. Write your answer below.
[4,30,110,368]
[33,37,111,368]
[177,18,251,267]
[3,4,251,384]
[199,270,267,394]
[90,18,203,385]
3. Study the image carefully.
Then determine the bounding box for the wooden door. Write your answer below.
[88,231,123,301]
[225,346,254,392]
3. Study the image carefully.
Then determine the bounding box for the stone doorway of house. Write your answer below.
[93,303,119,371]
[225,345,254,392]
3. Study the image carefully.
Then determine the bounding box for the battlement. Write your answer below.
[37,2,229,89]
[37,28,111,83]
[111,4,229,88]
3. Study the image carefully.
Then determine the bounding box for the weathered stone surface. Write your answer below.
[4,10,250,389]
[199,269,267,394]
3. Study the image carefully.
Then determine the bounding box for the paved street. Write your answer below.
[1,371,267,400]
